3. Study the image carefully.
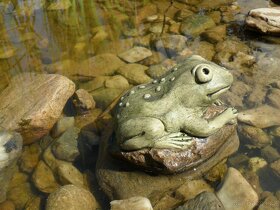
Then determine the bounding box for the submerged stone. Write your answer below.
[118,46,152,63]
[111,197,153,210]
[0,73,75,144]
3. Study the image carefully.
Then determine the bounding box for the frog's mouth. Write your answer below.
[207,85,230,98]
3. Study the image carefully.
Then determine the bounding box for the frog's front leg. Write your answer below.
[183,107,238,137]
[118,117,166,150]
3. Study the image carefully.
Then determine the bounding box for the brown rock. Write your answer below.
[190,41,215,61]
[258,195,280,210]
[104,75,129,90]
[19,143,41,173]
[25,197,42,210]
[134,4,158,25]
[111,197,153,210]
[32,161,60,193]
[267,88,280,109]
[117,64,151,85]
[270,159,280,178]
[238,105,280,128]
[46,185,98,210]
[0,200,15,210]
[202,25,227,43]
[0,73,75,144]
[72,89,95,114]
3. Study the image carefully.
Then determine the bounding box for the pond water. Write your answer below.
[1,0,280,209]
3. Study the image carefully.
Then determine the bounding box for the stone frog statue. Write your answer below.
[113,55,237,151]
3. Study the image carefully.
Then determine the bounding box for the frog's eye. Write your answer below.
[192,64,213,83]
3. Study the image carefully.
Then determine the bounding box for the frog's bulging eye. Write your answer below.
[192,64,213,83]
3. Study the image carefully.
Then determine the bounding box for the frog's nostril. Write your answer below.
[202,68,210,75]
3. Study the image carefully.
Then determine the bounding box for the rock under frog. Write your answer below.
[113,55,237,151]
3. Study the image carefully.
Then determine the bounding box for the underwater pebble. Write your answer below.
[110,196,153,210]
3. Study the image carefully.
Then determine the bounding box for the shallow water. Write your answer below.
[1,0,280,209]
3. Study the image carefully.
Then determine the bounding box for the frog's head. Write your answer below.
[174,55,233,106]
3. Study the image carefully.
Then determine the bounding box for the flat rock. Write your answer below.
[238,105,280,128]
[51,127,80,162]
[46,185,97,210]
[91,88,124,109]
[267,88,280,108]
[0,73,75,144]
[111,196,153,210]
[118,47,152,63]
[51,116,75,138]
[96,122,239,202]
[57,162,84,188]
[117,64,151,85]
[0,131,22,203]
[175,192,225,210]
[105,75,129,90]
[217,167,259,210]
[246,8,280,35]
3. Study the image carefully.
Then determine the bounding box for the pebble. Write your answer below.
[238,105,280,128]
[72,89,95,115]
[19,143,41,173]
[32,161,60,193]
[258,194,280,210]
[176,192,224,210]
[270,159,280,178]
[46,185,98,210]
[110,196,153,210]
[248,157,267,172]
[118,46,152,63]
[216,167,258,210]
[51,127,80,162]
[261,146,280,163]
[105,75,129,90]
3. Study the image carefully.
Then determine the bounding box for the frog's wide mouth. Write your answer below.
[207,85,231,98]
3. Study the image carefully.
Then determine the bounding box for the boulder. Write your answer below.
[246,8,280,35]
[0,73,75,144]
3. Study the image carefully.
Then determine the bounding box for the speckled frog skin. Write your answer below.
[113,55,237,151]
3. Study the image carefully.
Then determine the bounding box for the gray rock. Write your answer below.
[117,63,151,85]
[46,185,98,210]
[0,131,22,203]
[246,8,280,35]
[118,47,152,63]
[111,196,153,210]
[176,192,225,210]
[51,116,75,138]
[238,105,280,128]
[52,127,80,162]
[72,89,95,115]
[0,73,75,144]
[217,167,259,210]
[180,14,215,37]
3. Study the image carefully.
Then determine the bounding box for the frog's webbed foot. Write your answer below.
[214,99,224,106]
[154,132,194,149]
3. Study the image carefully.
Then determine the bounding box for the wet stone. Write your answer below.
[0,73,75,144]
[261,146,280,163]
[248,157,268,173]
[91,88,124,109]
[175,192,225,210]
[238,105,280,128]
[72,89,95,115]
[190,41,215,61]
[201,25,227,44]
[32,160,60,193]
[19,143,41,173]
[117,63,151,85]
[110,196,153,210]
[270,159,280,178]
[78,76,108,92]
[152,35,188,56]
[258,195,280,210]
[51,116,75,138]
[46,185,98,210]
[216,167,259,210]
[146,64,169,79]
[51,127,80,162]
[180,14,216,37]
[118,46,152,63]
[267,88,280,109]
[105,75,129,90]
[239,125,271,148]
[0,200,15,210]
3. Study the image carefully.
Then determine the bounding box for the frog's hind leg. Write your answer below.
[119,117,166,151]
[154,132,194,149]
